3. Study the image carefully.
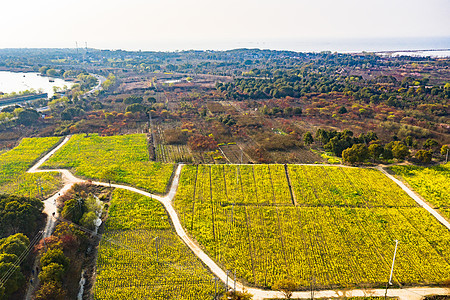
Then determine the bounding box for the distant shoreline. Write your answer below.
[2,36,450,54]
[374,48,450,53]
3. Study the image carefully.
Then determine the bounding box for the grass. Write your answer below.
[311,149,341,164]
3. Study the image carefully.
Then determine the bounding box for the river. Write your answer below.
[0,71,74,98]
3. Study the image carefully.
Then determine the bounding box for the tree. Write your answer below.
[324,136,352,157]
[40,248,69,271]
[61,107,83,121]
[35,236,62,253]
[35,281,67,300]
[17,109,39,125]
[415,150,432,164]
[303,132,314,146]
[0,253,17,264]
[423,139,439,151]
[0,262,24,297]
[390,141,410,160]
[342,144,369,164]
[368,143,383,161]
[38,263,65,283]
[0,233,29,257]
[80,211,97,230]
[0,195,43,237]
[123,95,143,105]
[60,198,86,224]
[76,74,98,91]
[441,145,449,162]
[315,128,329,145]
[46,69,57,77]
[338,106,347,114]
[126,103,147,113]
[273,278,297,299]
[382,147,393,160]
[39,66,50,75]
[404,136,414,147]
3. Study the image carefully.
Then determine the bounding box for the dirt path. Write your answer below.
[23,136,449,300]
[24,136,82,299]
[377,166,450,231]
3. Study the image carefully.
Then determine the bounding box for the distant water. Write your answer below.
[381,50,450,58]
[0,71,73,98]
[134,36,450,55]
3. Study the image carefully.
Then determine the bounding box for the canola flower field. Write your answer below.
[43,134,174,194]
[174,164,450,289]
[0,137,62,197]
[94,189,221,299]
[4,135,448,294]
[390,164,450,219]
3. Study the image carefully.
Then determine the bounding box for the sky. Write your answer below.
[0,0,449,51]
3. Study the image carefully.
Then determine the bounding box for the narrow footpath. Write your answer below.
[24,135,82,299]
[377,166,450,231]
[23,136,450,300]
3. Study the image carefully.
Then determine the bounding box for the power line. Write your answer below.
[0,230,43,287]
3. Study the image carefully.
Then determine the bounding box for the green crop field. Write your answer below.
[0,136,62,197]
[94,189,221,299]
[1,172,61,198]
[390,164,450,219]
[43,134,174,194]
[174,165,450,289]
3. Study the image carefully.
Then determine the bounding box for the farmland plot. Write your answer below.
[43,134,174,194]
[94,189,221,299]
[390,164,450,219]
[0,136,62,197]
[174,165,450,289]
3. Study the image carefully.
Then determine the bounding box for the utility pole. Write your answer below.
[214,277,218,299]
[226,270,229,292]
[42,232,47,250]
[385,240,399,300]
[231,203,234,223]
[35,179,40,197]
[446,148,449,163]
[234,270,236,293]
[155,236,159,263]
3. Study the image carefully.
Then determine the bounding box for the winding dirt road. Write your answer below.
[23,136,449,300]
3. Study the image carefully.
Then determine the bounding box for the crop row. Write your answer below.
[174,165,450,289]
[43,134,174,194]
[94,189,221,299]
[157,144,193,163]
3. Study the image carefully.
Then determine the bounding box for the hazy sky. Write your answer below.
[1,0,449,51]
